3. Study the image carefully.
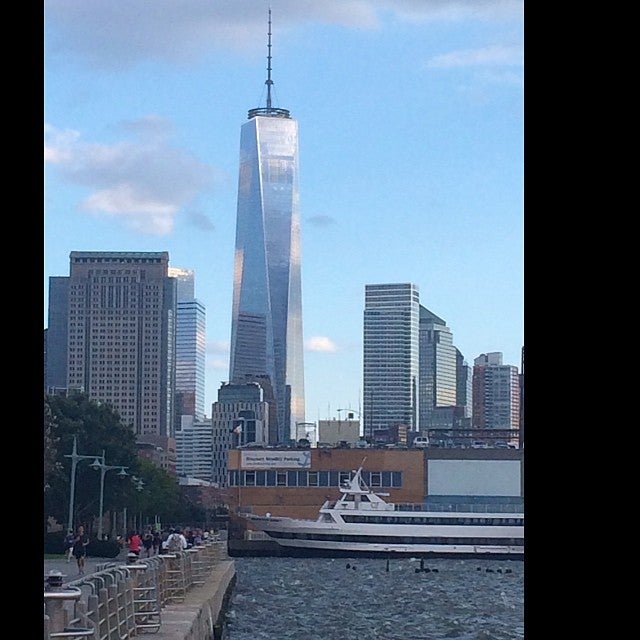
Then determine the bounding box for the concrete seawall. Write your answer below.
[152,559,236,640]
[44,550,237,640]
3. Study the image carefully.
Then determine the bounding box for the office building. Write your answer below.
[317,418,360,447]
[472,352,521,433]
[418,305,457,430]
[169,267,206,425]
[175,416,214,482]
[211,381,270,486]
[45,251,177,439]
[456,348,473,422]
[228,11,305,443]
[363,283,420,439]
[45,277,70,392]
[519,346,524,449]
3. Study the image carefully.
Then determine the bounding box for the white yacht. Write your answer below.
[243,464,524,558]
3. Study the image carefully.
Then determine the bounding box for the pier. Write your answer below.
[44,535,235,640]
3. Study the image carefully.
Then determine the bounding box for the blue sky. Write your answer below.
[44,0,524,422]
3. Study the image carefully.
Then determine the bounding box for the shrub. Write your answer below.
[88,539,120,559]
[44,531,66,555]
[43,532,121,558]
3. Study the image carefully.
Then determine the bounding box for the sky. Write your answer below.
[44,0,524,424]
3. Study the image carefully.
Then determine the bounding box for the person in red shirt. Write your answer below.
[127,531,142,558]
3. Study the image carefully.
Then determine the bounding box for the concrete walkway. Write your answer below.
[44,549,139,584]
[44,550,237,639]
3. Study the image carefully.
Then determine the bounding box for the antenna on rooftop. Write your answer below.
[266,7,273,109]
[248,7,290,119]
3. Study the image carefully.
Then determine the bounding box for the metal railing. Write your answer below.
[44,534,229,640]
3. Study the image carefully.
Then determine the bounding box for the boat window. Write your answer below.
[360,494,370,502]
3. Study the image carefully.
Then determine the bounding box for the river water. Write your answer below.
[225,556,525,639]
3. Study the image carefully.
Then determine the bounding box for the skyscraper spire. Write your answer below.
[232,7,305,442]
[266,7,273,110]
[248,8,290,119]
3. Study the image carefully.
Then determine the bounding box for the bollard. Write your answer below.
[44,571,82,633]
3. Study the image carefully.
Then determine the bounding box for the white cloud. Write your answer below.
[44,119,215,235]
[306,336,338,352]
[426,44,523,69]
[45,0,523,70]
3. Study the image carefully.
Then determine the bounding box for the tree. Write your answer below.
[44,398,62,490]
[44,393,139,532]
[134,457,184,523]
[44,392,194,534]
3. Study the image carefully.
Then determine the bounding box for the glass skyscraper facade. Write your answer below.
[169,267,206,423]
[228,55,305,443]
[418,305,457,430]
[363,283,420,438]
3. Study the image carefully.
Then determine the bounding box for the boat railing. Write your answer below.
[395,502,524,514]
[394,503,427,512]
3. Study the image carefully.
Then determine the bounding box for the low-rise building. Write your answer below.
[226,446,523,523]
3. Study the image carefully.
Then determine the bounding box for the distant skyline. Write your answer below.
[44,0,524,421]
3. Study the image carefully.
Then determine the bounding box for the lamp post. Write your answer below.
[131,476,145,531]
[64,436,101,534]
[91,451,128,540]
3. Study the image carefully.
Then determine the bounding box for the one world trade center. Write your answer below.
[229,11,305,444]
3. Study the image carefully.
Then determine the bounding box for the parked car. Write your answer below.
[412,436,430,448]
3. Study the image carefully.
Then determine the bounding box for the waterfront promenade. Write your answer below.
[44,550,129,581]
[44,544,236,640]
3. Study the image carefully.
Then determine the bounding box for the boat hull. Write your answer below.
[228,537,523,559]
[241,516,523,559]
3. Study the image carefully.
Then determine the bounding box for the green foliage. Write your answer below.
[87,539,121,559]
[44,393,141,530]
[43,391,191,533]
[44,531,68,555]
[43,399,62,489]
[43,531,120,558]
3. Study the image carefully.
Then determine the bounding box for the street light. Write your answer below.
[90,451,128,540]
[131,476,146,532]
[64,436,101,534]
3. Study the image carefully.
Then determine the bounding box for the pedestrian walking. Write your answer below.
[142,530,153,557]
[127,530,142,558]
[64,529,76,563]
[72,525,90,575]
[152,530,162,555]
